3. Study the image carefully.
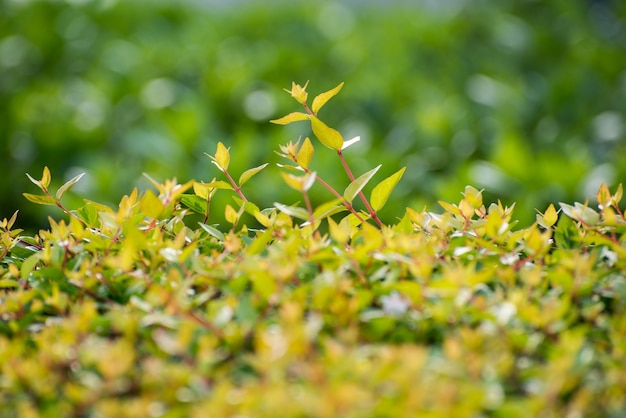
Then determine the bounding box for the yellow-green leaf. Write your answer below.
[56,172,85,200]
[311,82,344,115]
[370,167,406,212]
[344,165,381,204]
[23,193,56,206]
[41,166,51,189]
[596,182,611,209]
[224,204,239,224]
[270,112,310,125]
[140,189,165,218]
[438,201,462,216]
[280,172,304,191]
[327,216,350,244]
[310,116,343,150]
[296,137,314,169]
[239,163,268,187]
[214,142,230,171]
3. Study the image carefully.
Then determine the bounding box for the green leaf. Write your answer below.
[23,193,56,206]
[370,167,406,212]
[270,112,310,125]
[312,198,346,221]
[198,222,225,241]
[274,202,310,220]
[310,116,344,150]
[343,165,381,204]
[311,82,344,115]
[239,163,268,187]
[0,279,20,289]
[181,194,208,215]
[554,215,579,250]
[140,189,165,218]
[56,172,85,200]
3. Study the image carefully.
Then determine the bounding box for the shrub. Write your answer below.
[1,82,626,417]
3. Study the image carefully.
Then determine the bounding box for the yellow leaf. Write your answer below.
[225,204,239,224]
[543,204,559,228]
[140,189,165,219]
[270,112,310,125]
[328,216,350,244]
[296,137,314,168]
[596,183,611,209]
[310,116,343,150]
[370,167,406,212]
[311,82,344,115]
[214,142,230,171]
[41,166,51,189]
[280,172,304,191]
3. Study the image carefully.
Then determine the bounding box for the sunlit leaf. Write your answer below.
[140,189,165,218]
[270,112,310,125]
[56,172,85,200]
[23,193,56,206]
[310,116,343,150]
[41,166,51,189]
[296,137,314,169]
[311,82,344,114]
[274,202,309,220]
[214,142,230,171]
[344,165,381,204]
[370,167,406,211]
[198,222,224,241]
[239,163,268,187]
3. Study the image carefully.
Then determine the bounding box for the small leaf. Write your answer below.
[25,172,43,191]
[342,136,361,150]
[270,112,310,125]
[328,216,350,244]
[280,172,305,191]
[311,82,344,115]
[224,204,239,224]
[180,194,207,215]
[438,201,462,216]
[302,171,316,192]
[312,198,345,221]
[537,203,559,228]
[41,166,51,189]
[239,163,268,187]
[214,142,230,170]
[597,182,611,209]
[198,222,225,241]
[140,189,165,218]
[343,165,381,204]
[56,172,85,200]
[274,202,310,220]
[23,193,56,206]
[370,167,406,212]
[310,116,344,150]
[612,184,623,207]
[296,137,314,169]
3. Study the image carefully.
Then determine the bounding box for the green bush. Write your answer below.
[2,1,625,229]
[1,82,626,416]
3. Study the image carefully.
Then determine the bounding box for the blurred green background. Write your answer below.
[2,0,625,231]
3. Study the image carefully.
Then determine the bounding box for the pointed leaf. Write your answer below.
[596,182,611,209]
[25,172,43,191]
[274,202,310,220]
[239,163,268,187]
[342,136,361,150]
[198,222,225,241]
[343,165,381,204]
[140,189,165,218]
[312,198,345,221]
[311,82,344,114]
[180,194,207,215]
[370,167,406,211]
[56,172,85,200]
[310,116,343,150]
[23,193,56,206]
[214,142,230,170]
[438,201,462,216]
[41,166,51,189]
[296,137,314,169]
[280,172,304,191]
[270,112,310,125]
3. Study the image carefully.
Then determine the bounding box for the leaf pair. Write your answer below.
[24,166,85,206]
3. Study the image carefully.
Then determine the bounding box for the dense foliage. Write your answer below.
[2,0,625,229]
[1,82,626,416]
